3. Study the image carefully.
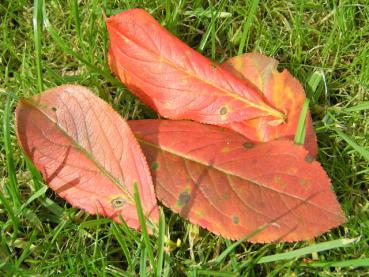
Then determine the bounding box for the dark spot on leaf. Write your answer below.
[177,191,190,207]
[305,155,314,163]
[243,142,254,149]
[51,107,57,112]
[151,162,159,171]
[232,215,239,224]
[111,197,126,208]
[223,193,230,200]
[220,107,228,115]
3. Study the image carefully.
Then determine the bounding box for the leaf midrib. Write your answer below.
[136,136,343,218]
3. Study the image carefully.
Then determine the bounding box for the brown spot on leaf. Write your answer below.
[111,197,126,208]
[220,107,228,115]
[243,142,254,149]
[232,215,239,224]
[305,155,314,163]
[177,191,190,207]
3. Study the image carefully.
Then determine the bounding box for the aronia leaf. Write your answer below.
[221,53,318,156]
[15,85,159,230]
[129,120,346,242]
[106,9,285,124]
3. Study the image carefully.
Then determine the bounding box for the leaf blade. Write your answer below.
[129,120,346,242]
[106,9,285,124]
[15,85,159,230]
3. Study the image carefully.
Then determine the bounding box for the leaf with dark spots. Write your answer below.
[129,119,346,242]
[177,191,191,207]
[15,85,159,230]
[221,53,318,156]
[106,9,285,124]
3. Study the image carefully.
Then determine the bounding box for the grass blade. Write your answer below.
[238,0,259,55]
[210,1,216,59]
[111,223,133,271]
[0,191,19,237]
[24,155,44,191]
[307,258,369,268]
[0,91,19,100]
[15,229,38,267]
[23,156,65,217]
[3,96,21,207]
[165,0,172,28]
[294,99,310,145]
[15,186,48,216]
[198,0,226,56]
[133,183,156,273]
[213,224,268,265]
[224,240,238,271]
[257,237,358,264]
[33,0,44,92]
[335,130,369,162]
[156,208,166,276]
[139,246,147,277]
[198,2,215,53]
[342,101,369,112]
[192,269,236,277]
[306,70,323,99]
[71,0,83,46]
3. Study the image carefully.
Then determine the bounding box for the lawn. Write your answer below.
[1,0,369,275]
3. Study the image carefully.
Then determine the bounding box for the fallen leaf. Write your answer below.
[106,9,285,124]
[16,85,159,229]
[221,53,318,156]
[129,119,346,242]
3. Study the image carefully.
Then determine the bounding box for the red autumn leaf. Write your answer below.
[15,85,159,230]
[221,53,318,156]
[129,119,346,242]
[106,9,285,124]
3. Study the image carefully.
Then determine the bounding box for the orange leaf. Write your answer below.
[15,85,159,229]
[129,120,346,242]
[221,53,318,156]
[106,9,285,124]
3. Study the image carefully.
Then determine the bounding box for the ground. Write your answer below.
[1,0,369,275]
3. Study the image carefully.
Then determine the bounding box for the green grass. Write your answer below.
[1,0,369,275]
